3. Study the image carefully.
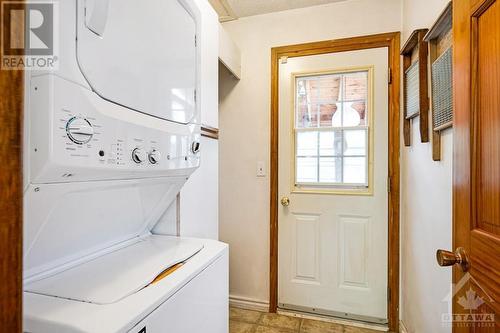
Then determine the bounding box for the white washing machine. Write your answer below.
[23,1,228,332]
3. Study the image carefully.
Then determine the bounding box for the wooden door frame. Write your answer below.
[269,32,401,332]
[0,0,24,330]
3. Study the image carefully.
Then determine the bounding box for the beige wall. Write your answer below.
[400,1,453,332]
[219,0,402,306]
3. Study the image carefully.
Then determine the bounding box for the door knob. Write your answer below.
[436,247,470,272]
[281,197,290,207]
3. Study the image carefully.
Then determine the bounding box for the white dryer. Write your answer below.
[23,1,228,332]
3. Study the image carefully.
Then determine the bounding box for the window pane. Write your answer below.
[344,71,367,101]
[296,104,318,128]
[313,74,341,102]
[296,75,341,129]
[319,103,340,127]
[319,157,342,183]
[297,157,318,183]
[344,130,367,156]
[319,131,342,156]
[342,101,367,127]
[294,70,370,190]
[343,157,367,184]
[331,102,342,127]
[296,78,317,128]
[297,131,318,156]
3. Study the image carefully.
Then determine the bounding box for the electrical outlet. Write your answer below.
[257,161,266,177]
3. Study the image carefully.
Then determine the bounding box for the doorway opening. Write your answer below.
[269,32,401,332]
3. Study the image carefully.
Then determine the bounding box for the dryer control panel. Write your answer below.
[28,75,201,184]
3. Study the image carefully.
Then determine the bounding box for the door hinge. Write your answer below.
[388,67,392,84]
[195,35,197,47]
[194,89,197,103]
[387,176,391,193]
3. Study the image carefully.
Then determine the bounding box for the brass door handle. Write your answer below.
[281,196,290,207]
[436,247,470,272]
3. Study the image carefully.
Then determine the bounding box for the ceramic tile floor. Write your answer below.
[229,307,384,333]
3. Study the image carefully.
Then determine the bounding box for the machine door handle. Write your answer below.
[85,0,111,36]
[280,197,290,207]
[436,247,470,272]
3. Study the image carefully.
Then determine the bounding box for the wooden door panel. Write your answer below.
[473,299,498,332]
[471,0,500,321]
[470,231,500,314]
[454,0,500,332]
[475,0,500,236]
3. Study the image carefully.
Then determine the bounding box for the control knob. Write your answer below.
[191,141,200,154]
[66,117,94,144]
[148,150,161,164]
[132,148,147,164]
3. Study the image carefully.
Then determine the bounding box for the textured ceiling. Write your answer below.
[209,0,347,21]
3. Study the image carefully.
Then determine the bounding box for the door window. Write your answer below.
[294,69,372,191]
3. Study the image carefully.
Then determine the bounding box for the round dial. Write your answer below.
[132,148,147,164]
[148,150,161,164]
[66,117,94,144]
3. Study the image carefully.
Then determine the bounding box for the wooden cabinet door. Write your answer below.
[452,0,500,331]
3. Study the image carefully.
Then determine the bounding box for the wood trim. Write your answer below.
[429,38,442,160]
[434,121,453,132]
[269,32,401,332]
[401,29,430,145]
[402,54,412,147]
[417,30,430,144]
[452,0,473,331]
[273,32,399,58]
[425,1,453,161]
[0,0,24,330]
[401,29,422,54]
[201,125,219,140]
[432,130,442,161]
[424,1,453,41]
[269,46,279,313]
[387,32,401,333]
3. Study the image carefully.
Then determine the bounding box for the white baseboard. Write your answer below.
[229,295,269,312]
[399,320,409,333]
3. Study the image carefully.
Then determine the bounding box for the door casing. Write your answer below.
[0,0,24,330]
[269,32,401,332]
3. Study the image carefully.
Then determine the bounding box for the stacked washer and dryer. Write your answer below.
[23,0,228,332]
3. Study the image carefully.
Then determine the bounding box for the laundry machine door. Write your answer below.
[77,0,199,124]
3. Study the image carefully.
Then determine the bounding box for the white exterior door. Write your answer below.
[278,48,389,323]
